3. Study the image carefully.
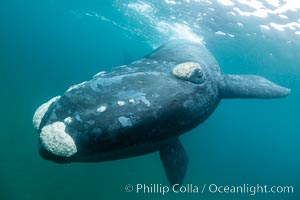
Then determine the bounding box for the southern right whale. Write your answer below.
[33,40,290,186]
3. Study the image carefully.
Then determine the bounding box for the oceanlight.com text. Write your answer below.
[124,183,294,196]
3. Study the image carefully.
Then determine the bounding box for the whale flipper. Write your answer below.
[220,75,290,99]
[159,138,188,186]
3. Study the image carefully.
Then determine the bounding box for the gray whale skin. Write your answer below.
[33,40,290,185]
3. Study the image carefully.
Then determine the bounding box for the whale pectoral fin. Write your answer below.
[159,138,188,186]
[220,75,290,99]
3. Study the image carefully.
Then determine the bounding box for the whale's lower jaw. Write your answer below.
[68,140,166,163]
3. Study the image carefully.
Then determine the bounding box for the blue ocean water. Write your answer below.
[0,0,299,200]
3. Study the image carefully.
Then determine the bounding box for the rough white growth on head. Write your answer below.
[93,71,106,79]
[67,81,87,92]
[97,105,107,112]
[128,99,135,104]
[33,96,61,130]
[173,62,200,79]
[118,116,133,128]
[116,65,127,69]
[64,117,72,125]
[40,122,77,157]
[117,101,126,106]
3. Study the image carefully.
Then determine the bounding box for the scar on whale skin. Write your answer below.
[118,116,133,128]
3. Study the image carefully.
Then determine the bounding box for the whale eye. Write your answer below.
[194,68,203,77]
[190,68,206,84]
[173,62,206,84]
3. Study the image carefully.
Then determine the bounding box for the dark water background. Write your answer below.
[0,0,299,199]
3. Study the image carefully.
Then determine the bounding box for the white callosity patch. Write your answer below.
[118,116,133,128]
[173,62,206,84]
[33,96,61,130]
[117,101,126,106]
[93,71,106,79]
[173,62,200,80]
[128,99,135,104]
[40,122,77,157]
[64,117,72,125]
[67,81,87,92]
[97,105,107,112]
[115,91,152,107]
